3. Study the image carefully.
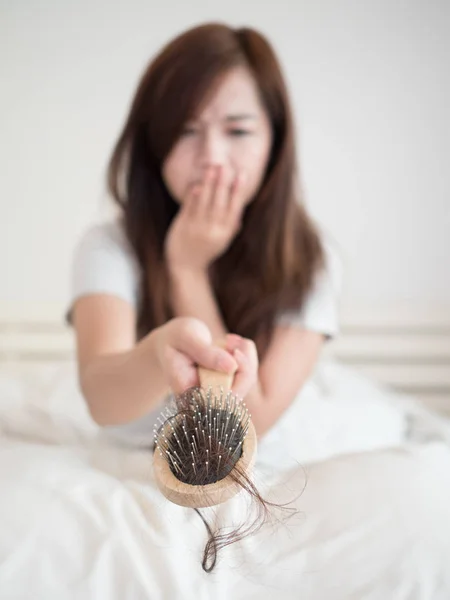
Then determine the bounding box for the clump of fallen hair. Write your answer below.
[154,386,301,572]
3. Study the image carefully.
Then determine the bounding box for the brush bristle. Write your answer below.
[153,386,251,485]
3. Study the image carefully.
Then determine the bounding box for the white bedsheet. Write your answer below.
[1,359,450,599]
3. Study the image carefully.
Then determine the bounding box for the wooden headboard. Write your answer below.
[1,306,449,415]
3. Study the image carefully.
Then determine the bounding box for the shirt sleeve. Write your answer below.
[65,220,140,325]
[276,239,343,339]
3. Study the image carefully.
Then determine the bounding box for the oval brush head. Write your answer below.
[153,364,257,508]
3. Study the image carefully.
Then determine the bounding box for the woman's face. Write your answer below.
[162,66,273,206]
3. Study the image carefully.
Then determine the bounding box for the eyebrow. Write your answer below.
[188,114,257,125]
[225,114,257,122]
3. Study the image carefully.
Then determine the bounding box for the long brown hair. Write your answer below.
[107,23,324,360]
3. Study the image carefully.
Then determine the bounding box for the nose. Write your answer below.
[197,130,226,170]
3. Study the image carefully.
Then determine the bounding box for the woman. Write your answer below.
[67,22,341,451]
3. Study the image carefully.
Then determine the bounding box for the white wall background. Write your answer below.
[1,0,449,324]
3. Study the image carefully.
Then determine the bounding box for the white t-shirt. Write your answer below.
[66,219,343,446]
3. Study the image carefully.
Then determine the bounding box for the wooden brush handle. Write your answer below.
[197,365,234,391]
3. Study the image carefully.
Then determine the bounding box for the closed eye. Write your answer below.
[180,127,198,136]
[229,129,252,136]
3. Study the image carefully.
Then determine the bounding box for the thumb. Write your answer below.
[172,318,238,374]
[165,347,199,395]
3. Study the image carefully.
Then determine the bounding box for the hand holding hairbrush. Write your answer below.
[153,348,257,508]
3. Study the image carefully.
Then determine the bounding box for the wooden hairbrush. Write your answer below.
[153,357,257,508]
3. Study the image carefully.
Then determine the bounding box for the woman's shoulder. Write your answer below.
[67,218,141,318]
[276,232,344,338]
[75,218,134,258]
[319,234,344,293]
[72,220,140,297]
[72,217,140,283]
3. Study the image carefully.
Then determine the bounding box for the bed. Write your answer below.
[1,312,450,599]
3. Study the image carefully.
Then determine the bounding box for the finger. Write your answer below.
[225,335,258,369]
[224,334,259,397]
[211,166,230,221]
[227,172,247,226]
[225,333,245,352]
[196,166,216,220]
[184,184,201,219]
[231,348,258,399]
[165,347,199,394]
[175,319,238,374]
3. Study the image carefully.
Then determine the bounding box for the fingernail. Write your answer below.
[225,334,241,352]
[217,353,235,372]
[227,333,242,342]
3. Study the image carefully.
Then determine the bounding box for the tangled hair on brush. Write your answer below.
[154,386,252,485]
[154,386,301,572]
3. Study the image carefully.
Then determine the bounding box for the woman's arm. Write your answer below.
[73,295,236,426]
[229,328,324,437]
[168,265,228,341]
